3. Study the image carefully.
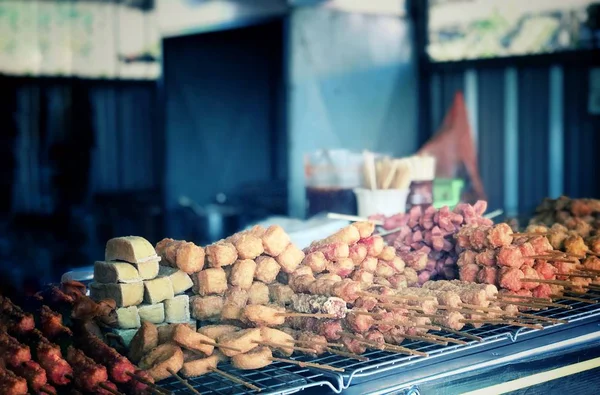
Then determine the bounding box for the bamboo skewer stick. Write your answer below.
[275,313,336,318]
[269,357,345,372]
[98,383,124,395]
[167,368,202,395]
[359,292,436,302]
[254,341,317,354]
[495,298,572,310]
[504,321,544,330]
[459,319,505,324]
[351,311,384,317]
[457,303,504,313]
[526,256,579,263]
[377,303,424,311]
[377,226,405,237]
[209,367,261,392]
[326,347,370,361]
[520,278,574,286]
[425,333,467,345]
[326,213,383,225]
[198,340,241,353]
[289,339,344,348]
[439,327,483,342]
[496,294,552,302]
[402,334,448,346]
[341,332,428,357]
[557,273,597,278]
[412,324,442,331]
[515,312,568,324]
[556,294,598,304]
[127,372,171,395]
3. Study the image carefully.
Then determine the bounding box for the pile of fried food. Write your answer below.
[1,282,155,395]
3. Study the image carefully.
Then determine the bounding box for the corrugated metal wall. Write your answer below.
[8,80,158,214]
[430,64,599,216]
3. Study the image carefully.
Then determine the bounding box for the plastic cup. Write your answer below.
[353,188,410,217]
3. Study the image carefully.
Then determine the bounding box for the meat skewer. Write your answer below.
[209,367,262,392]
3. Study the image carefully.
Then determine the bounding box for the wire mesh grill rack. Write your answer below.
[158,359,339,395]
[157,289,600,394]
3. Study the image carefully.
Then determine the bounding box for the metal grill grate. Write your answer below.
[158,290,600,394]
[159,358,339,395]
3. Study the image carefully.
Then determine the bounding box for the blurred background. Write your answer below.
[0,0,599,290]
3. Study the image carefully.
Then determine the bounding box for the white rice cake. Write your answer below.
[143,276,174,304]
[164,295,191,323]
[89,282,144,307]
[94,261,141,283]
[116,306,141,329]
[159,266,193,295]
[138,303,165,324]
[132,258,160,280]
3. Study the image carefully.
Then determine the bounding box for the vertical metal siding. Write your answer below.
[563,66,600,198]
[477,68,505,211]
[518,67,550,214]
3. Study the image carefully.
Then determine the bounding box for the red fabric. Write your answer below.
[418,91,486,201]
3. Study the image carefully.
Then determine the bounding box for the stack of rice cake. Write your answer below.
[90,236,197,335]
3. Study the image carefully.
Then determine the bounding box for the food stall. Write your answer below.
[2,0,600,394]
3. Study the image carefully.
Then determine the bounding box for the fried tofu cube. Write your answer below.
[128,321,159,363]
[90,282,144,307]
[247,281,270,305]
[275,244,305,273]
[261,225,290,257]
[254,256,280,283]
[94,261,141,283]
[191,295,224,321]
[143,277,175,304]
[159,266,193,294]
[176,242,205,274]
[116,306,141,329]
[164,295,191,324]
[229,260,257,290]
[194,268,228,296]
[205,242,237,267]
[233,234,264,259]
[157,321,195,344]
[138,303,165,324]
[173,324,214,356]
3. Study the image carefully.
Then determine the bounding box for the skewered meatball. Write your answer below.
[520,266,539,290]
[457,250,477,267]
[459,263,479,283]
[475,250,496,267]
[534,261,556,280]
[529,236,553,255]
[476,266,498,285]
[498,267,524,292]
[564,235,588,256]
[532,284,552,299]
[487,223,514,248]
[516,242,536,266]
[496,245,523,268]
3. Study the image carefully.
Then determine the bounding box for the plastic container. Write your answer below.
[305,150,363,217]
[433,178,464,209]
[353,188,410,217]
